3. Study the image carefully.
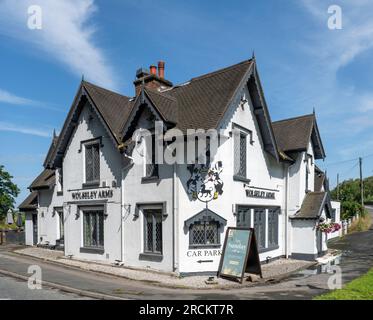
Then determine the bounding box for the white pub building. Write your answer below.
[19,57,340,275]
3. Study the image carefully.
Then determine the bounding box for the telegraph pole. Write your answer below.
[337,173,340,201]
[359,157,364,212]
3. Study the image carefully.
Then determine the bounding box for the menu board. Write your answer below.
[218,227,262,283]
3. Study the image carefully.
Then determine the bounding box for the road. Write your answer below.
[0,208,372,300]
[0,271,91,300]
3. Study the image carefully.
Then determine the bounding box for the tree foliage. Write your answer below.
[0,165,20,220]
[330,177,371,219]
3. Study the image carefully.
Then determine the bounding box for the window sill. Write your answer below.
[258,245,279,254]
[233,175,251,183]
[141,176,159,183]
[80,247,104,254]
[82,181,100,189]
[139,253,163,262]
[189,244,221,250]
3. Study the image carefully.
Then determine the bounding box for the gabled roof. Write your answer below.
[291,191,332,220]
[122,58,279,161]
[169,59,254,131]
[29,169,55,190]
[83,81,135,139]
[48,81,135,167]
[18,191,38,211]
[272,113,326,159]
[43,132,59,168]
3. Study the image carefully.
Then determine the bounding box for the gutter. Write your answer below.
[120,153,134,263]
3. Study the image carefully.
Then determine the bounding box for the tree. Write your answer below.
[330,177,369,219]
[0,165,20,220]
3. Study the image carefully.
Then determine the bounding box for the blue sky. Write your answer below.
[1,0,373,205]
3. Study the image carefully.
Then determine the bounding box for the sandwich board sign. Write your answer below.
[218,227,262,283]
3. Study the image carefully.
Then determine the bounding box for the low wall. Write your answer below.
[0,230,25,245]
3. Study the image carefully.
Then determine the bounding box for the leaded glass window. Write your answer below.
[190,221,219,246]
[145,135,159,178]
[85,143,100,183]
[268,208,279,247]
[83,210,104,248]
[234,132,247,178]
[237,206,251,227]
[254,208,266,249]
[144,209,162,254]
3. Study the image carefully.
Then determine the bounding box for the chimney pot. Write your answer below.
[158,61,165,78]
[150,65,157,75]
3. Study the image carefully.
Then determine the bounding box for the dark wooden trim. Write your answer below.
[139,253,163,262]
[78,136,104,153]
[233,175,251,183]
[80,247,104,254]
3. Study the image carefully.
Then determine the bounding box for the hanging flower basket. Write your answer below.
[316,222,341,233]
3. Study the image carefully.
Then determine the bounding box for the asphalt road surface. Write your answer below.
[0,207,372,300]
[0,273,91,300]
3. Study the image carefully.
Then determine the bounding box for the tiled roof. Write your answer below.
[18,191,38,211]
[291,192,330,219]
[144,87,178,124]
[272,114,314,153]
[29,169,55,190]
[168,59,253,131]
[83,81,135,140]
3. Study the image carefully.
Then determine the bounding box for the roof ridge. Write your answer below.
[82,80,130,100]
[272,113,314,124]
[189,58,253,82]
[145,87,177,102]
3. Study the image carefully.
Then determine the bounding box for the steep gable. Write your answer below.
[272,113,325,159]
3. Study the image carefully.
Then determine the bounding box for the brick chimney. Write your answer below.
[134,61,172,96]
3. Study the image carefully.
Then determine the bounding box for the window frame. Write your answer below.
[232,123,252,183]
[83,140,101,187]
[267,208,279,248]
[189,220,221,248]
[81,206,105,250]
[55,207,64,241]
[142,207,163,255]
[236,205,280,253]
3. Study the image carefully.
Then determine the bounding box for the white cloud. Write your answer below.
[0,121,51,137]
[0,88,35,105]
[0,0,118,90]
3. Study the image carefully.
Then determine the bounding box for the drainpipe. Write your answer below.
[121,153,134,263]
[285,161,296,259]
[172,163,179,272]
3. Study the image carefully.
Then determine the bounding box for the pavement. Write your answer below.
[0,207,372,300]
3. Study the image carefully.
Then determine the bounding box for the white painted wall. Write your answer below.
[291,219,317,257]
[25,212,34,246]
[177,86,285,274]
[62,101,123,262]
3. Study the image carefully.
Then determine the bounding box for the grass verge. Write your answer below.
[314,267,373,300]
[348,215,372,233]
